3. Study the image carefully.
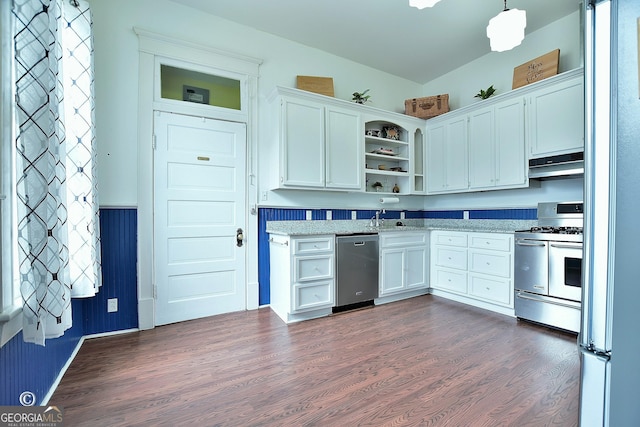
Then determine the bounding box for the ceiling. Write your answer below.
[169,0,581,84]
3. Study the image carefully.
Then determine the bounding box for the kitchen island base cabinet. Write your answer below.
[430,230,514,316]
[269,234,335,323]
[376,231,429,305]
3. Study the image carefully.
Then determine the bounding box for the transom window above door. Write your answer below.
[159,64,242,111]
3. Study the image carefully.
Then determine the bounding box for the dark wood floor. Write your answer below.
[51,295,580,426]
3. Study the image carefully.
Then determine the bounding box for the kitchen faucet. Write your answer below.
[370,209,385,227]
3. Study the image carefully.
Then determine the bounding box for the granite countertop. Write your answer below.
[266,219,538,236]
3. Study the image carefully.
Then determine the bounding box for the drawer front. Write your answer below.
[293,236,334,254]
[433,232,467,248]
[380,231,428,248]
[469,274,512,306]
[469,233,512,252]
[295,255,334,282]
[293,280,334,312]
[432,268,467,294]
[434,246,467,270]
[468,250,511,278]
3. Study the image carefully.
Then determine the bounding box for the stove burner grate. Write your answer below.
[528,226,583,235]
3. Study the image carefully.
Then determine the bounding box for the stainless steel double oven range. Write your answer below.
[514,202,583,333]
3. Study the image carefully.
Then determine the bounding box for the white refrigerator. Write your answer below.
[580,0,640,425]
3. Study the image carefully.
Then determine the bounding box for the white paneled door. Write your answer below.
[154,112,246,325]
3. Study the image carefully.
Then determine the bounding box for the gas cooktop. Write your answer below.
[515,202,584,243]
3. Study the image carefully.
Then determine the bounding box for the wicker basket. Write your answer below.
[404,94,449,119]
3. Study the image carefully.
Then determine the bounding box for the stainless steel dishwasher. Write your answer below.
[334,234,379,312]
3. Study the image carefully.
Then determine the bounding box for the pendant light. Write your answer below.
[486,0,527,52]
[409,0,442,9]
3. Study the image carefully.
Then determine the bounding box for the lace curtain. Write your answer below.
[13,0,100,346]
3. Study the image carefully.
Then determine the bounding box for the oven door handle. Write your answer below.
[515,241,546,247]
[549,242,583,249]
[516,292,581,310]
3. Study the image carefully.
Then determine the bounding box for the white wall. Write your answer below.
[422,11,582,110]
[89,0,422,207]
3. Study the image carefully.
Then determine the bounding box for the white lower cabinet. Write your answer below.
[269,234,335,323]
[378,231,429,303]
[430,230,514,315]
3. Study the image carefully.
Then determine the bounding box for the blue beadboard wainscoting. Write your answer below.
[0,208,139,405]
[258,207,536,305]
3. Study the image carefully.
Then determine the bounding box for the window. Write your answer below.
[0,0,21,347]
[160,64,242,110]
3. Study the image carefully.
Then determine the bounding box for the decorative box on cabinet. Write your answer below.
[430,230,514,316]
[377,231,429,304]
[268,234,335,323]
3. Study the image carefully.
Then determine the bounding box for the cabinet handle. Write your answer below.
[268,237,288,246]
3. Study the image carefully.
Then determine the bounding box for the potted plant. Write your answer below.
[352,89,371,104]
[474,85,496,100]
[372,181,383,192]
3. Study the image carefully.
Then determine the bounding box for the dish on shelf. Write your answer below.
[371,148,398,156]
[389,167,405,172]
[382,126,400,140]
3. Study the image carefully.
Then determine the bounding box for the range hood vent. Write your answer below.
[528,152,584,179]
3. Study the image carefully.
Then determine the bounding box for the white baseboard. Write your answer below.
[247,281,259,310]
[41,336,85,406]
[41,328,138,405]
[138,297,154,330]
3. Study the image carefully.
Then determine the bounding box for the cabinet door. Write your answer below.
[495,98,526,187]
[325,106,362,190]
[528,77,584,157]
[444,116,469,191]
[281,99,325,187]
[405,246,428,290]
[468,106,495,189]
[380,248,405,296]
[426,122,446,193]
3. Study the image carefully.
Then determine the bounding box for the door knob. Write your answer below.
[236,228,244,247]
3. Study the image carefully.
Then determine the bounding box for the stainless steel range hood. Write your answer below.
[528,152,584,179]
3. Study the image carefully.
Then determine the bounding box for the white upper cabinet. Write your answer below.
[426,68,582,195]
[426,115,468,194]
[269,90,363,191]
[325,106,363,190]
[468,98,527,191]
[527,73,584,158]
[281,98,326,188]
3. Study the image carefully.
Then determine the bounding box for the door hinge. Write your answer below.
[152,134,157,150]
[153,284,157,299]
